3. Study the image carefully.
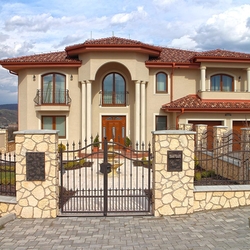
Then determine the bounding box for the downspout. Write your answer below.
[170,63,175,102]
[176,108,185,129]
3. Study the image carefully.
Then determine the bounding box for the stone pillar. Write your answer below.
[179,123,193,131]
[14,130,59,218]
[152,130,196,216]
[0,129,8,153]
[241,128,250,182]
[200,66,206,91]
[213,126,228,156]
[195,124,208,150]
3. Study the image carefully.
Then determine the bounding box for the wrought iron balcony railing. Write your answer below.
[34,90,72,105]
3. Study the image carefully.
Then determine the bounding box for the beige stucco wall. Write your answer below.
[16,50,250,146]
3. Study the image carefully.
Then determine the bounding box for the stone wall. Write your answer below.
[0,129,7,153]
[194,186,250,211]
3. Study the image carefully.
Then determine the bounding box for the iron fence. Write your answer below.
[194,130,250,185]
[0,152,16,196]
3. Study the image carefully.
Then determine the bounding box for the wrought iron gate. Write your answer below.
[59,138,152,216]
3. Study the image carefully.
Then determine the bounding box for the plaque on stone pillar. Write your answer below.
[167,150,182,172]
[26,152,45,181]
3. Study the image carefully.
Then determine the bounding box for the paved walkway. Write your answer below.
[0,206,250,250]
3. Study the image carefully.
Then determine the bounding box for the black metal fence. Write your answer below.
[194,129,250,185]
[59,138,152,216]
[0,152,16,196]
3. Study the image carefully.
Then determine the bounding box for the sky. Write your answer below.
[0,0,250,104]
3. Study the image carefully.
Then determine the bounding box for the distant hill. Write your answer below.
[0,104,18,127]
[0,104,18,111]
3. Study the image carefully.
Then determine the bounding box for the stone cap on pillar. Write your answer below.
[152,130,196,135]
[14,130,59,135]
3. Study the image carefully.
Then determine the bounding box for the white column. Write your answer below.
[200,66,206,91]
[81,81,86,144]
[86,80,92,144]
[141,81,146,146]
[247,68,250,92]
[135,81,141,147]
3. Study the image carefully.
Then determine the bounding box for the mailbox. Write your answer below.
[100,162,111,174]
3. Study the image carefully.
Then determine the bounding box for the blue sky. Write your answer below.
[0,0,250,104]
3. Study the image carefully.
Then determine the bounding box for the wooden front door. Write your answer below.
[102,116,126,146]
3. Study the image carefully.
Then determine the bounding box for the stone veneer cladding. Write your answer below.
[152,130,196,216]
[0,130,59,218]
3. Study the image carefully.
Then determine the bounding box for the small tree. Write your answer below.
[125,136,131,147]
[93,134,100,148]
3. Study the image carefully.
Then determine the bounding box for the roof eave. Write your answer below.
[0,62,82,72]
[194,57,250,63]
[162,107,250,112]
[146,62,200,69]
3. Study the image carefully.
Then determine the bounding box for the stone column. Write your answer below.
[14,130,59,218]
[152,130,196,216]
[86,80,92,144]
[135,81,141,146]
[247,68,250,92]
[141,81,146,145]
[200,66,206,91]
[81,81,86,144]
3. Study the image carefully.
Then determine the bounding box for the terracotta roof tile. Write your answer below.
[195,49,250,59]
[162,95,250,111]
[66,36,161,49]
[149,47,197,63]
[0,51,80,63]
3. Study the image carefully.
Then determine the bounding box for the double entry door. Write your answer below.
[102,116,126,146]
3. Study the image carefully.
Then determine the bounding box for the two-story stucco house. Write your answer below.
[1,36,250,148]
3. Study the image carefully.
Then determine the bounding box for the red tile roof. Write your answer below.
[66,36,161,48]
[1,37,250,65]
[162,95,250,112]
[0,51,80,63]
[194,49,250,59]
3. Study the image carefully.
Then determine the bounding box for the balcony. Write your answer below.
[198,90,250,100]
[34,90,71,112]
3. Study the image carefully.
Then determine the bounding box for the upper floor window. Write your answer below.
[210,74,234,92]
[156,72,168,93]
[42,73,66,104]
[102,73,126,106]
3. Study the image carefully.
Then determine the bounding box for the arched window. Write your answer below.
[102,73,126,106]
[156,72,168,93]
[210,74,234,92]
[42,73,66,104]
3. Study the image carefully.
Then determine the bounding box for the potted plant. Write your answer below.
[124,136,132,152]
[93,134,100,152]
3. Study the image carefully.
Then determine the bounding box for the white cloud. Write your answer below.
[111,6,147,24]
